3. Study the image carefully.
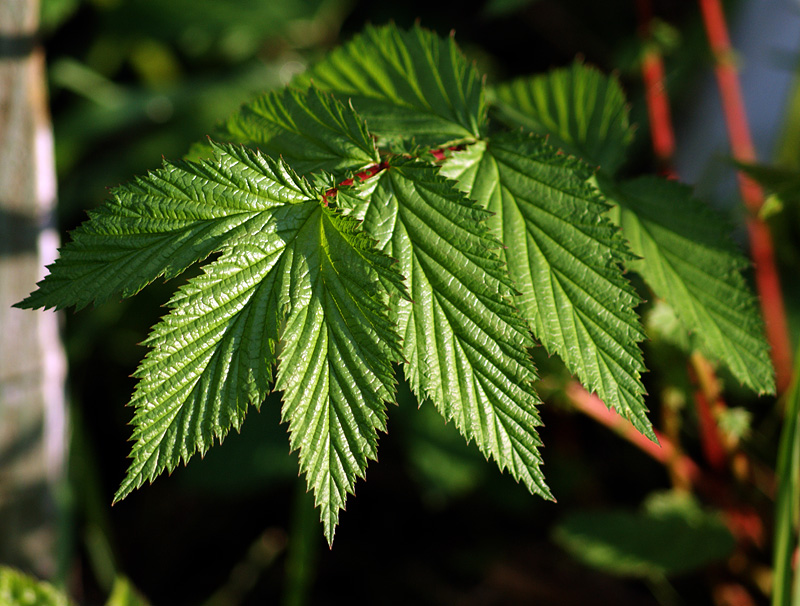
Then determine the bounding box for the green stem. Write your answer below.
[772,344,800,606]
[282,480,320,606]
[201,528,287,606]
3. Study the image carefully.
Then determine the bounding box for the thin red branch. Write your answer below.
[698,0,793,392]
[694,389,728,471]
[636,0,731,468]
[566,382,702,486]
[568,382,766,547]
[689,352,730,470]
[322,161,389,206]
[640,51,677,177]
[635,0,677,177]
[322,145,465,206]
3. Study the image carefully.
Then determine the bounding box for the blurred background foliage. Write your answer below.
[29,0,800,603]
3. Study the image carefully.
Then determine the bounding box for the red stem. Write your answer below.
[635,0,677,176]
[568,382,765,546]
[636,0,731,467]
[698,0,793,392]
[641,51,677,177]
[689,352,731,468]
[694,390,728,471]
[566,382,702,485]
[323,161,389,205]
[322,145,463,205]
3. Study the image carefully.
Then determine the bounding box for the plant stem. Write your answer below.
[635,0,676,177]
[771,343,800,606]
[635,0,730,471]
[697,0,793,392]
[282,480,320,606]
[202,528,287,606]
[566,382,701,486]
[689,353,729,471]
[566,383,766,546]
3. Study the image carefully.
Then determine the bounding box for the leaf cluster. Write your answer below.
[17,23,774,543]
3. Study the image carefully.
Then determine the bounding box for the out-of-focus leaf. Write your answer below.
[0,567,72,606]
[483,0,541,17]
[553,491,735,578]
[40,0,83,31]
[106,577,150,606]
[605,176,775,395]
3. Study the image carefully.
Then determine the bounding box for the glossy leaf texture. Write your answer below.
[294,22,486,147]
[342,159,551,498]
[16,23,779,547]
[17,142,316,310]
[221,86,379,176]
[106,152,403,543]
[23,137,402,542]
[440,133,651,439]
[603,176,775,394]
[490,62,634,174]
[274,205,405,543]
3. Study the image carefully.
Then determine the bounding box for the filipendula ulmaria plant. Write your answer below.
[17,24,775,543]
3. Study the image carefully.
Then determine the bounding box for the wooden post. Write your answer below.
[0,0,68,579]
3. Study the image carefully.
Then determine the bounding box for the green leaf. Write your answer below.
[113,204,308,503]
[553,491,735,578]
[0,567,72,606]
[351,158,550,498]
[604,176,775,394]
[645,299,699,353]
[274,205,405,543]
[17,142,316,310]
[221,86,380,176]
[108,148,404,544]
[441,132,651,439]
[295,23,486,147]
[490,61,633,174]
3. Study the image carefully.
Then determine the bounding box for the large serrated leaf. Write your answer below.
[25,136,410,543]
[349,158,551,498]
[295,23,486,147]
[17,142,315,311]
[441,132,651,439]
[603,176,775,395]
[490,61,633,174]
[111,162,404,545]
[107,147,318,502]
[100,145,405,544]
[114,204,313,504]
[221,86,379,176]
[275,206,405,543]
